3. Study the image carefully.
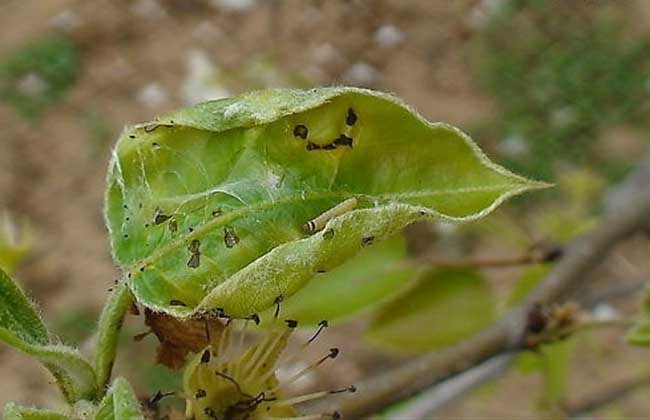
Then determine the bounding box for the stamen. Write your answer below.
[307,320,328,345]
[215,370,250,398]
[148,390,174,406]
[217,321,232,358]
[270,386,355,407]
[272,348,340,391]
[244,331,287,383]
[274,295,284,319]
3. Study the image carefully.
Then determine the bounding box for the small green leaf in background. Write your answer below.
[0,268,97,402]
[94,378,144,420]
[0,35,80,120]
[0,211,31,275]
[506,264,551,308]
[261,235,418,325]
[105,87,545,318]
[365,268,496,352]
[3,403,69,420]
[515,340,576,414]
[625,283,650,346]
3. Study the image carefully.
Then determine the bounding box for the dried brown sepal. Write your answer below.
[144,309,224,370]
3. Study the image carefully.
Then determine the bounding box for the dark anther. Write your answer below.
[188,227,194,233]
[195,389,207,399]
[329,347,340,359]
[139,266,145,272]
[330,385,357,394]
[204,407,218,419]
[149,390,174,406]
[274,295,284,319]
[129,134,135,139]
[125,217,130,221]
[169,299,188,307]
[361,235,375,246]
[285,319,298,328]
[333,134,353,147]
[248,314,261,325]
[346,108,358,126]
[293,124,309,139]
[212,209,222,217]
[123,234,129,239]
[306,141,320,151]
[201,349,211,364]
[152,142,159,148]
[316,269,327,273]
[108,287,113,292]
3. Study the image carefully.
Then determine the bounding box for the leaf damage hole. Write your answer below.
[305,134,353,151]
[346,108,357,126]
[293,124,308,139]
[224,226,240,248]
[361,235,375,246]
[187,239,201,269]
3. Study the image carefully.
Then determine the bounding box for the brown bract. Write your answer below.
[144,309,224,370]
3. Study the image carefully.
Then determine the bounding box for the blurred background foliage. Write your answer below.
[1,0,650,418]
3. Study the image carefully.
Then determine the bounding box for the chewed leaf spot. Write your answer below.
[187,253,201,269]
[293,124,308,139]
[224,226,240,248]
[188,239,201,253]
[333,134,353,148]
[361,235,375,246]
[346,108,358,126]
[154,208,172,225]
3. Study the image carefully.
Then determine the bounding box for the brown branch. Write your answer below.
[334,163,650,419]
[565,374,650,417]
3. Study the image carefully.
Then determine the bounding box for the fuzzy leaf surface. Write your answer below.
[94,378,144,420]
[105,87,544,317]
[0,268,97,402]
[3,403,69,420]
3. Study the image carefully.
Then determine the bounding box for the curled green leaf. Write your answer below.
[0,268,97,402]
[105,87,546,317]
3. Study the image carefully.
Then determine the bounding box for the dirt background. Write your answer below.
[2,0,650,418]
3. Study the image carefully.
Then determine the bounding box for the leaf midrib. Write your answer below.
[128,183,519,271]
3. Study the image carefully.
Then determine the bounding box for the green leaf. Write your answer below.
[262,235,418,325]
[3,403,69,420]
[0,268,97,402]
[625,284,650,346]
[94,378,144,420]
[94,283,134,394]
[505,264,550,307]
[365,268,496,351]
[105,87,545,318]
